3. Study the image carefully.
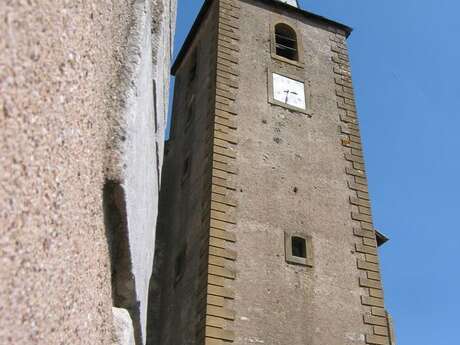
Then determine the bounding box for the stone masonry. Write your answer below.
[0,1,176,344]
[152,1,395,345]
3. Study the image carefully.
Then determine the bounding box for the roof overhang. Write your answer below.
[375,230,389,247]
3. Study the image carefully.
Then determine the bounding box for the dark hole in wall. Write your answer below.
[292,236,307,258]
[103,180,142,344]
[181,156,191,185]
[174,247,187,286]
[188,49,198,84]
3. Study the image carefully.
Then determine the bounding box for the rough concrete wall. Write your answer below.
[0,1,131,344]
[0,0,175,344]
[229,1,371,344]
[148,2,219,344]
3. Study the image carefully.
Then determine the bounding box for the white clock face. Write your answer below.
[272,73,306,110]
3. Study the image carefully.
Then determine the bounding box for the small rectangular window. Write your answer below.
[285,232,313,267]
[291,236,306,258]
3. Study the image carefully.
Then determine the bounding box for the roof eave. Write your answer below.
[375,230,390,247]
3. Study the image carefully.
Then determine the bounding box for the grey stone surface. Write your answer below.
[112,308,136,345]
[153,1,373,345]
[105,1,176,342]
[230,1,368,344]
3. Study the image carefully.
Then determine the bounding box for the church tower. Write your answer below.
[150,1,395,345]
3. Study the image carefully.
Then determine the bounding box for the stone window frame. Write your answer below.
[267,67,312,116]
[284,232,313,267]
[270,19,304,68]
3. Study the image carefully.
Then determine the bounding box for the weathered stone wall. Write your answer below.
[330,30,396,345]
[228,1,393,344]
[106,1,177,343]
[0,1,176,344]
[231,1,367,344]
[153,1,393,345]
[149,1,221,344]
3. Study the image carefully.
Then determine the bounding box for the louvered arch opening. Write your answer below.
[275,23,298,61]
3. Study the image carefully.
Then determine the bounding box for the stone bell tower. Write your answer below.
[150,1,396,345]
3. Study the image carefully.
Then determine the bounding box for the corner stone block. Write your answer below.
[112,307,135,345]
[366,334,390,345]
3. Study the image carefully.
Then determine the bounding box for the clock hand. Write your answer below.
[284,89,290,103]
[290,91,298,104]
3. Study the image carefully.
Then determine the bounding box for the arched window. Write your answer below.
[274,23,298,61]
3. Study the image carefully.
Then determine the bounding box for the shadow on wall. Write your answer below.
[145,244,163,345]
[103,180,142,344]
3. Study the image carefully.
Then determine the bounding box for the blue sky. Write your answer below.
[170,1,460,343]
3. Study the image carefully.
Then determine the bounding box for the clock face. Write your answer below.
[272,73,306,110]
